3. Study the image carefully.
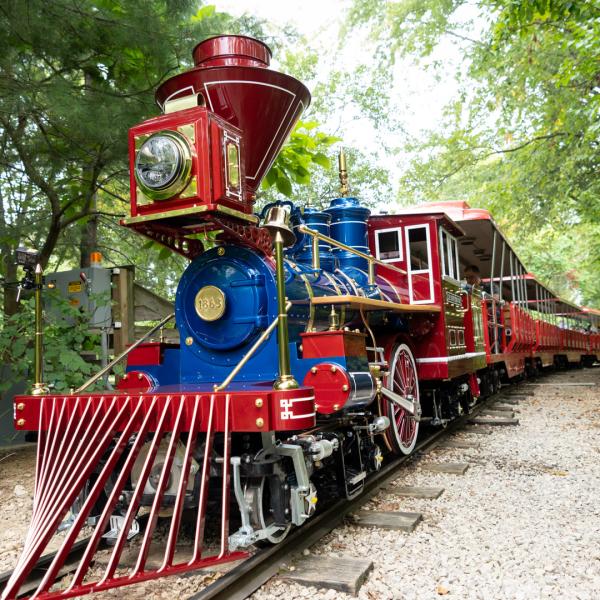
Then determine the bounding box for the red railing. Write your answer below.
[504,303,536,352]
[482,299,595,359]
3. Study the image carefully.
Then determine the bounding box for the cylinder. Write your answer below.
[303,362,375,414]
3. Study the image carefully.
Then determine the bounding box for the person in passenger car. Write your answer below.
[464,265,495,296]
[464,264,482,288]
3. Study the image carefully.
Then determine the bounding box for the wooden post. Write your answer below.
[112,266,135,356]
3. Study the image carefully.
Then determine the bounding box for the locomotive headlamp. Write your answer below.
[134,131,192,200]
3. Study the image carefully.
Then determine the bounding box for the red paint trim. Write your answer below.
[14,388,315,433]
[301,330,367,359]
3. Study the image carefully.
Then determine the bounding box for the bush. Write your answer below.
[0,291,103,394]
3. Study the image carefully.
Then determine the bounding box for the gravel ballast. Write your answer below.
[254,368,600,600]
[1,368,599,599]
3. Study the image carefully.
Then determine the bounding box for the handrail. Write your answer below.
[74,313,175,394]
[297,225,407,283]
[214,301,292,392]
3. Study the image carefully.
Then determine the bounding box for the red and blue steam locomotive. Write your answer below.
[5,35,599,600]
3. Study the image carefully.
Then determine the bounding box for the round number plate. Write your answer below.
[194,285,226,321]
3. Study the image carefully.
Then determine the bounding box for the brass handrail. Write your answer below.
[214,301,292,392]
[297,225,407,283]
[74,313,175,394]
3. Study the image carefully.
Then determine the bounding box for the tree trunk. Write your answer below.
[79,211,98,268]
[0,177,19,318]
[39,217,63,269]
[79,71,99,269]
[1,251,18,318]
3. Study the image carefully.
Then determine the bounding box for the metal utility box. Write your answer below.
[45,266,112,328]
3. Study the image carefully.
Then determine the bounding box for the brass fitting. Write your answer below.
[338,149,349,197]
[328,306,340,331]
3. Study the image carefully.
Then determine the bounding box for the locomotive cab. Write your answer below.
[369,211,486,422]
[368,211,486,376]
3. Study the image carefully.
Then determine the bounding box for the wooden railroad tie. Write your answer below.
[385,485,445,499]
[480,409,515,419]
[460,426,493,435]
[278,555,374,595]
[437,439,480,450]
[350,510,423,532]
[505,389,535,396]
[490,402,521,412]
[468,417,520,426]
[500,395,527,402]
[423,462,470,475]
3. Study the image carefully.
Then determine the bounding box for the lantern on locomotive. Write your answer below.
[124,35,310,256]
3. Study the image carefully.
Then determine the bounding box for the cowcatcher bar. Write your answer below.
[2,393,247,599]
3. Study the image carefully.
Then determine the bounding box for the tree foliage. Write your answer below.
[0,0,228,311]
[348,0,600,306]
[0,1,338,314]
[262,120,339,200]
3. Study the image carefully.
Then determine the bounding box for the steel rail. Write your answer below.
[0,539,99,598]
[187,387,523,600]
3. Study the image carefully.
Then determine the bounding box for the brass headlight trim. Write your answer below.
[134,130,193,201]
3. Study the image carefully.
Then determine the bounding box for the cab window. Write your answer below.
[440,227,459,280]
[407,225,430,271]
[375,228,403,262]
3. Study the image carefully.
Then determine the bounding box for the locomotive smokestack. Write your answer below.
[156,35,311,199]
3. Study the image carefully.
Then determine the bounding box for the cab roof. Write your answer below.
[369,210,465,238]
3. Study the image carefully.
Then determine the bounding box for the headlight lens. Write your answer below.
[134,131,192,200]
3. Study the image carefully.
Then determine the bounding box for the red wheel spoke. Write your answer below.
[385,345,419,455]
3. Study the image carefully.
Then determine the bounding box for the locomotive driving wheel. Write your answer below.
[382,343,420,455]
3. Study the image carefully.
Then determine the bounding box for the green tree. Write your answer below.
[0,0,259,315]
[348,0,600,305]
[0,2,341,312]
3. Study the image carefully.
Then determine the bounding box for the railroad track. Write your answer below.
[0,540,97,598]
[187,386,526,600]
[0,386,525,600]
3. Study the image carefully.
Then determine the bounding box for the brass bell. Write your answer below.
[262,205,296,248]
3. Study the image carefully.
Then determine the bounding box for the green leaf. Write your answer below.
[312,153,331,169]
[191,5,216,22]
[276,176,293,197]
[158,246,172,260]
